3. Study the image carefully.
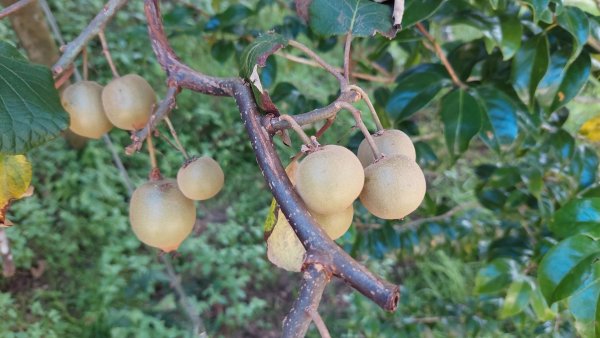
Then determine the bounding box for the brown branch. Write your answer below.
[415,23,466,89]
[343,33,352,83]
[52,0,128,75]
[282,264,330,338]
[98,30,120,77]
[0,0,33,20]
[308,309,331,338]
[0,229,15,277]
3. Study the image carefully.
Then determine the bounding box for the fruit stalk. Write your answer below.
[98,30,120,78]
[337,102,382,161]
[347,84,384,131]
[278,114,316,147]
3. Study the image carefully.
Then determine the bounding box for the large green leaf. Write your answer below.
[475,86,519,152]
[385,64,451,120]
[239,32,288,79]
[499,14,523,60]
[439,89,483,158]
[0,41,68,154]
[500,279,532,318]
[401,0,445,28]
[557,6,590,64]
[511,34,549,107]
[538,234,600,304]
[568,264,600,338]
[549,51,591,111]
[550,198,600,239]
[308,0,395,38]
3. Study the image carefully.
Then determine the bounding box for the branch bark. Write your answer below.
[0,0,33,20]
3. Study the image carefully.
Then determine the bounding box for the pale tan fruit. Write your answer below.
[61,81,112,139]
[357,129,416,167]
[129,179,196,252]
[266,211,305,272]
[360,155,426,219]
[177,157,224,201]
[295,145,364,214]
[312,204,354,240]
[102,74,156,130]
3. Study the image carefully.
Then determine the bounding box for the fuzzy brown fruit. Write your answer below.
[360,155,426,219]
[295,145,364,214]
[357,129,416,167]
[177,157,225,201]
[312,205,354,240]
[102,74,156,130]
[61,81,112,139]
[129,179,196,252]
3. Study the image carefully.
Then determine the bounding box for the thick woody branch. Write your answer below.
[282,264,330,338]
[0,0,33,20]
[52,0,128,75]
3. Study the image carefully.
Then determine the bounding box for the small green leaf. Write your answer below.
[239,32,288,79]
[550,51,591,111]
[557,6,590,63]
[511,34,549,106]
[475,258,517,294]
[308,0,395,38]
[529,279,557,321]
[499,15,522,60]
[522,0,550,22]
[401,0,445,29]
[0,41,68,154]
[500,279,532,318]
[550,198,600,239]
[475,86,520,152]
[439,89,483,158]
[538,234,600,304]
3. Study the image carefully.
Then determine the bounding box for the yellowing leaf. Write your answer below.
[580,115,600,141]
[0,154,32,226]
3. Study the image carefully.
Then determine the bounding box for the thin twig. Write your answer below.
[396,202,476,231]
[278,115,316,146]
[147,134,158,169]
[0,229,15,277]
[337,102,382,160]
[52,0,128,75]
[98,30,120,77]
[82,45,89,81]
[415,23,466,89]
[0,0,33,20]
[102,134,134,195]
[164,117,189,160]
[308,309,332,338]
[347,85,384,131]
[288,40,347,87]
[343,33,352,84]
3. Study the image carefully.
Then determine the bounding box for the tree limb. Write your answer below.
[0,0,33,20]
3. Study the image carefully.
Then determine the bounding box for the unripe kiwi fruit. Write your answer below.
[266,213,305,272]
[311,204,354,240]
[177,157,225,201]
[295,145,364,214]
[357,129,416,167]
[61,81,112,139]
[102,74,156,130]
[360,155,426,219]
[129,179,196,252]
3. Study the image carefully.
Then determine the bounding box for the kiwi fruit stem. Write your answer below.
[164,116,190,160]
[147,135,158,170]
[347,85,384,132]
[338,102,382,162]
[279,114,319,149]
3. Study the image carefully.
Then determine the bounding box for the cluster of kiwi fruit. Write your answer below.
[267,128,426,272]
[61,75,225,252]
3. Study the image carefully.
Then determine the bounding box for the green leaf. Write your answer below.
[385,64,451,120]
[538,234,600,304]
[499,15,522,60]
[401,0,445,29]
[439,89,483,158]
[511,34,549,106]
[529,280,557,321]
[568,264,600,338]
[522,0,550,22]
[564,0,600,15]
[239,32,288,79]
[475,258,517,294]
[551,198,600,239]
[475,86,520,152]
[557,6,590,63]
[308,0,395,38]
[0,41,68,154]
[549,51,591,111]
[210,40,235,63]
[500,279,532,318]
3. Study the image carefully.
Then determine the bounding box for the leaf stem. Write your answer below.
[288,40,347,87]
[343,33,352,84]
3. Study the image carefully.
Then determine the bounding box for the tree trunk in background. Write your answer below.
[1,0,87,150]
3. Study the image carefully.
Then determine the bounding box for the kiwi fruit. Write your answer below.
[295,145,364,214]
[61,81,112,139]
[357,129,416,167]
[360,155,426,219]
[311,204,354,240]
[102,74,156,130]
[177,157,225,201]
[129,179,196,252]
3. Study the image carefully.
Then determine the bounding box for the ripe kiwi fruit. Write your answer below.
[61,81,112,139]
[129,179,196,252]
[311,204,354,240]
[295,145,364,214]
[177,157,225,201]
[360,155,426,219]
[102,74,156,130]
[357,129,416,167]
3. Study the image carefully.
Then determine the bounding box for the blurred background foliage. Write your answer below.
[1,0,600,337]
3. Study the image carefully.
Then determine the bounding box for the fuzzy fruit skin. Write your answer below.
[61,81,112,139]
[357,129,416,167]
[177,157,225,201]
[360,155,426,219]
[312,204,354,240]
[129,179,196,252]
[102,74,156,130]
[295,145,364,214]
